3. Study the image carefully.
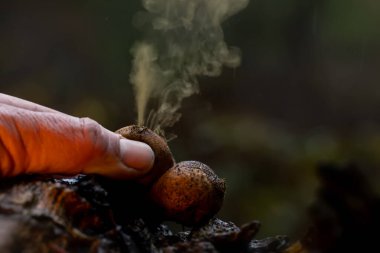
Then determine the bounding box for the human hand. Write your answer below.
[0,93,154,180]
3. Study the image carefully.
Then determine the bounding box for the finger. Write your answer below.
[0,105,154,179]
[0,93,62,113]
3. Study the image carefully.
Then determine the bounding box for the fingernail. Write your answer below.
[119,139,154,172]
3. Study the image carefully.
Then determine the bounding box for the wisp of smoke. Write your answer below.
[130,0,249,137]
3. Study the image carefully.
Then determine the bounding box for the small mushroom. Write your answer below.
[116,125,175,185]
[150,161,226,226]
[116,126,226,226]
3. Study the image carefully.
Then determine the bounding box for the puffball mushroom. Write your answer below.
[116,125,226,226]
[150,161,226,226]
[116,125,175,185]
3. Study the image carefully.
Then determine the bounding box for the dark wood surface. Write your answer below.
[0,175,289,253]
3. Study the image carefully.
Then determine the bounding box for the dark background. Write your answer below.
[2,0,380,239]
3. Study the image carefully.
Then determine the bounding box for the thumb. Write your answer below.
[82,128,156,179]
[0,105,154,179]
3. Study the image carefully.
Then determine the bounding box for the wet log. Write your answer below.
[0,175,289,253]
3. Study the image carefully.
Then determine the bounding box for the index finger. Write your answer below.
[0,93,62,114]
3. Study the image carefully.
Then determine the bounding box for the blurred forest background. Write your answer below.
[2,0,380,240]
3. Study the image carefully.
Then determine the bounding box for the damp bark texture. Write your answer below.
[0,175,289,253]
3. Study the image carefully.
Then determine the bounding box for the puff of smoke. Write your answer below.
[130,0,249,136]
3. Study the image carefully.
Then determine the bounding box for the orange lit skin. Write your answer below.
[0,104,119,177]
[0,93,152,179]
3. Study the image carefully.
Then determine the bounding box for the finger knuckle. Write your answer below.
[80,117,104,146]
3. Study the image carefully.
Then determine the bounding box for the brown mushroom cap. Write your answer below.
[116,125,175,185]
[150,161,226,226]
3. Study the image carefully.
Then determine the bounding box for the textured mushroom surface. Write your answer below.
[150,161,226,226]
